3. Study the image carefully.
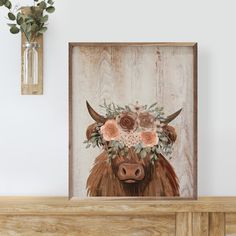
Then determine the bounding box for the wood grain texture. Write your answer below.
[176,212,192,236]
[2,197,236,215]
[0,197,235,235]
[21,7,43,95]
[69,42,197,47]
[0,215,175,236]
[69,42,197,199]
[209,213,225,236]
[226,213,236,236]
[193,212,209,236]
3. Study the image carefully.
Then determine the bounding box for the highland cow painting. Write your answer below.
[69,43,197,199]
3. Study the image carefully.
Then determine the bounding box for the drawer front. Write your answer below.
[226,213,236,236]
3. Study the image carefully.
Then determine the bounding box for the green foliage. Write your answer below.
[8,12,15,20]
[10,25,19,34]
[0,0,56,42]
[106,140,129,161]
[99,100,166,122]
[146,102,165,121]
[134,138,173,165]
[99,100,126,118]
[46,6,55,13]
[83,123,104,149]
[4,0,11,9]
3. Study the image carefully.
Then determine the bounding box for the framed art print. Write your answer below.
[69,42,197,200]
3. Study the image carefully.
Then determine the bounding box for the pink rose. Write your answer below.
[100,120,120,141]
[140,131,158,147]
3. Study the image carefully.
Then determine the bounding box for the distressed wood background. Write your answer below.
[70,44,196,198]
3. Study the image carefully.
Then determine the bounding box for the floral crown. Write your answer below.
[84,101,181,164]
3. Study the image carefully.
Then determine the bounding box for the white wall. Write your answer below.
[0,0,236,196]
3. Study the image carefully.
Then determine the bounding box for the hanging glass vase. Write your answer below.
[23,42,40,85]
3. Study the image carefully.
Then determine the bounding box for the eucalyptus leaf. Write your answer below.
[160,137,168,142]
[25,16,34,23]
[0,0,6,6]
[20,22,27,32]
[18,12,25,19]
[0,0,7,6]
[118,142,124,149]
[125,105,131,111]
[8,12,15,20]
[26,24,32,33]
[40,14,48,23]
[46,6,55,13]
[38,1,47,9]
[4,0,11,9]
[151,147,156,152]
[38,26,47,34]
[135,147,141,153]
[16,14,23,25]
[114,142,119,148]
[7,23,16,27]
[140,150,147,159]
[151,153,157,161]
[148,102,157,109]
[92,142,97,148]
[10,25,19,34]
[155,147,161,154]
[48,0,54,5]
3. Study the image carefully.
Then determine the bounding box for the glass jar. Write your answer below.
[23,42,40,85]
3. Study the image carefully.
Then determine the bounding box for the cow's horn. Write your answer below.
[162,108,182,124]
[86,101,106,123]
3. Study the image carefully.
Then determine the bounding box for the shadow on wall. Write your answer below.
[198,47,214,195]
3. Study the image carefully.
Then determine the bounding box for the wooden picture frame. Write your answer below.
[69,42,198,200]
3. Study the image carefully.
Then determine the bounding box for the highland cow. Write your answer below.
[85,101,181,197]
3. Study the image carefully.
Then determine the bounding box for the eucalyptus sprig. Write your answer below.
[99,100,126,119]
[0,0,55,42]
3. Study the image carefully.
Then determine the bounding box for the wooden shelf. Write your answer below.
[0,197,236,215]
[0,197,235,235]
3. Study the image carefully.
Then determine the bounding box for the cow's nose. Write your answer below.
[117,163,145,182]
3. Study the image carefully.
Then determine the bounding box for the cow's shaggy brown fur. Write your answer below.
[86,151,179,197]
[85,101,181,197]
[86,125,180,197]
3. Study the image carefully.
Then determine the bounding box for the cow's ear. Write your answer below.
[162,125,177,143]
[86,123,97,140]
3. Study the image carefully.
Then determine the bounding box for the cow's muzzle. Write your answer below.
[117,163,145,183]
